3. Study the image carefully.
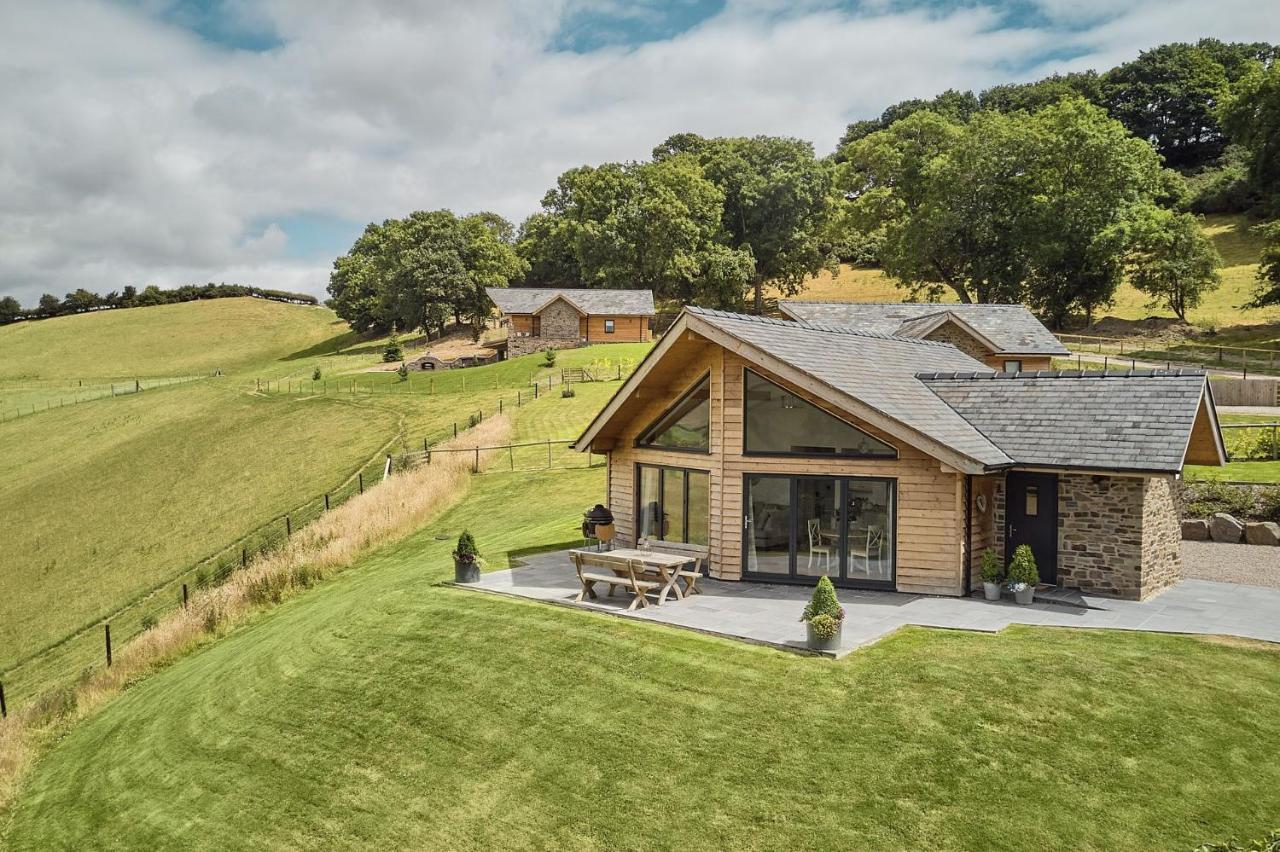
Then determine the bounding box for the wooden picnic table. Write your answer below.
[569,547,697,605]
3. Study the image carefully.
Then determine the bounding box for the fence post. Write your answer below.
[1076,354,1081,370]
[0,681,6,718]
[547,438,552,468]
[324,493,330,511]
[1103,356,1108,371]
[359,473,364,494]
[499,398,503,414]
[1273,424,1277,461]
[534,382,539,399]
[454,422,458,438]
[105,623,112,667]
[182,583,189,609]
[510,444,514,470]
[424,438,429,453]
[1218,346,1223,364]
[473,447,479,473]
[242,547,248,567]
[286,515,292,537]
[517,391,522,406]
[1243,352,1248,380]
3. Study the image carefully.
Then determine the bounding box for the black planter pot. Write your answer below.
[454,557,480,584]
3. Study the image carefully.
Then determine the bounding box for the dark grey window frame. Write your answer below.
[635,463,711,545]
[741,472,897,590]
[635,373,711,454]
[604,318,615,334]
[741,368,898,460]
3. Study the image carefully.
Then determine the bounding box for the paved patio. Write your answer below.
[461,548,1280,658]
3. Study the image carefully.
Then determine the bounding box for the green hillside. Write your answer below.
[0,296,648,710]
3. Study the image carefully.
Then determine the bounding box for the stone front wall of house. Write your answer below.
[507,336,580,358]
[1140,475,1182,597]
[540,300,581,339]
[923,322,994,363]
[990,472,1180,601]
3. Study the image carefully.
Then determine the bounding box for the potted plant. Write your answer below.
[1007,544,1039,605]
[800,576,845,651]
[979,548,1003,601]
[452,530,481,583]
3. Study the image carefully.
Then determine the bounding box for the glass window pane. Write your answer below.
[1003,360,1022,373]
[796,478,839,578]
[1025,486,1038,517]
[746,476,791,575]
[686,471,710,546]
[844,480,894,582]
[662,469,686,543]
[638,466,662,540]
[744,370,895,458]
[638,376,710,451]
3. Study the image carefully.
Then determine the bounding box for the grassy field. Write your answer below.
[7,462,1280,848]
[784,214,1277,333]
[0,297,648,711]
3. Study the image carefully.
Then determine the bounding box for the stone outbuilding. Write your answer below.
[485,288,655,358]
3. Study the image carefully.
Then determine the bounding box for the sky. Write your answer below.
[0,0,1277,307]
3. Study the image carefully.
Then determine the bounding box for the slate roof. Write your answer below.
[486,287,655,316]
[777,302,1069,356]
[684,308,1014,467]
[920,370,1208,473]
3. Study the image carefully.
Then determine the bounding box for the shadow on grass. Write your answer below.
[281,330,369,361]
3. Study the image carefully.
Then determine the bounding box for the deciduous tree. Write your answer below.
[1119,206,1222,320]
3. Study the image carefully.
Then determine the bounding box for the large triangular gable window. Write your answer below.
[637,375,710,452]
[744,369,896,458]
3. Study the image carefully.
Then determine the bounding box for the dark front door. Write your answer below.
[1004,472,1058,585]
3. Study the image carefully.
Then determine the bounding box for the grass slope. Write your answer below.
[8,464,1280,849]
[785,214,1274,331]
[0,298,352,382]
[0,295,648,711]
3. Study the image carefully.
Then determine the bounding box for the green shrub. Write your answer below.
[808,612,841,640]
[467,412,481,429]
[453,530,479,563]
[202,604,224,633]
[1007,544,1038,588]
[542,347,557,366]
[396,362,409,381]
[383,328,404,363]
[291,565,316,589]
[1258,486,1280,522]
[1194,829,1280,852]
[140,613,157,631]
[801,576,843,623]
[979,548,1002,583]
[312,366,322,381]
[1184,479,1255,518]
[561,385,575,398]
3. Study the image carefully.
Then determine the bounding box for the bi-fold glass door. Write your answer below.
[743,474,895,588]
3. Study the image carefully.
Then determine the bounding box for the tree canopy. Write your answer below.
[327,210,526,336]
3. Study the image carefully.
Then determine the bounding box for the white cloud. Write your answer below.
[0,0,1276,306]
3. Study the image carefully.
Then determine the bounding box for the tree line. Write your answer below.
[324,38,1280,332]
[0,283,319,326]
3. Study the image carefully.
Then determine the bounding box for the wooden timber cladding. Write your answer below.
[604,333,968,596]
[506,313,650,342]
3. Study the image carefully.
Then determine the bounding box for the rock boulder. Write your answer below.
[1245,521,1280,546]
[1181,519,1210,541]
[1209,512,1244,543]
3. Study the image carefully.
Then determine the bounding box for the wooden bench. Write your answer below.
[637,539,709,596]
[571,552,659,610]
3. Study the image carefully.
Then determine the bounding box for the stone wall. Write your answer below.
[507,336,579,358]
[923,322,994,363]
[989,472,1180,600]
[540,300,581,339]
[1140,475,1182,597]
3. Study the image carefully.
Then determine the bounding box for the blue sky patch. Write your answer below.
[551,0,726,52]
[132,0,283,51]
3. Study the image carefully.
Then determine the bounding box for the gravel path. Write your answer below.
[1182,541,1280,589]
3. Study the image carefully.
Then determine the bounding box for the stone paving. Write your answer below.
[462,548,1280,658]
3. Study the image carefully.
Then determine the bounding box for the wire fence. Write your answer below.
[250,359,634,398]
[0,375,206,422]
[0,364,625,712]
[1058,333,1280,378]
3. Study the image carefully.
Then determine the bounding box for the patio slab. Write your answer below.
[460,548,1280,658]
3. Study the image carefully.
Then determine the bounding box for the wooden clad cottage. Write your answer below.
[778,301,1069,372]
[486,288,655,358]
[573,308,1225,601]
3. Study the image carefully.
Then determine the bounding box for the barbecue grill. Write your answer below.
[582,504,616,550]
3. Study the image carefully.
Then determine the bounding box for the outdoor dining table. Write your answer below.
[569,547,697,605]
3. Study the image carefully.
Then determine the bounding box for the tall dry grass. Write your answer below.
[0,415,512,817]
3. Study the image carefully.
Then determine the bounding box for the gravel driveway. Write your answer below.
[1182,541,1280,589]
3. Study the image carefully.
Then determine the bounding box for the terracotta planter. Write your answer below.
[805,621,842,652]
[982,581,1002,601]
[1013,585,1035,605]
[454,557,480,584]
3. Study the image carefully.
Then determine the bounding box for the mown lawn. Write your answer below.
[6,465,1280,850]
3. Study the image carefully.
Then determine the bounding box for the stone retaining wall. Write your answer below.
[507,336,580,358]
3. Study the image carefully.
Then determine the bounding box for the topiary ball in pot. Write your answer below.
[1007,544,1038,605]
[452,530,481,583]
[979,548,1003,601]
[801,576,844,651]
